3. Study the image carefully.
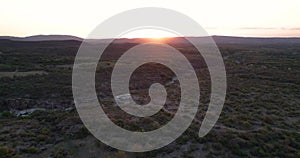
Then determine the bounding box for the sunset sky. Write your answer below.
[1,0,300,38]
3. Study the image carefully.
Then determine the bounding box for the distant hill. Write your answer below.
[0,35,82,41]
[90,36,300,44]
[1,35,300,44]
[155,36,300,44]
[211,36,300,44]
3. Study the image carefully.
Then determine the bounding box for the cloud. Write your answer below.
[238,27,276,30]
[288,27,300,30]
[238,27,300,30]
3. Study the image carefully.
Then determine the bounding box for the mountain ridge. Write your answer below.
[0,35,82,41]
[1,35,300,44]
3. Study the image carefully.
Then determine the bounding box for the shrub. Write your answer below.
[0,146,14,158]
[53,147,68,158]
[0,111,15,119]
[262,115,273,124]
[22,146,38,154]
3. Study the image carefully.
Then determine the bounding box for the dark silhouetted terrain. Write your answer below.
[0,36,299,158]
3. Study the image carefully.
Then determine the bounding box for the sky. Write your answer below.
[1,0,300,38]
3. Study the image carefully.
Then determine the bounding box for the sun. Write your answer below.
[120,29,178,41]
[145,37,168,43]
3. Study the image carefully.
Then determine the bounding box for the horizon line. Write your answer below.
[2,34,300,40]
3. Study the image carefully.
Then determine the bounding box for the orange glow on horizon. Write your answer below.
[119,28,179,40]
[144,37,169,43]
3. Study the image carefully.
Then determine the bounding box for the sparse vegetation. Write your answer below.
[0,38,299,157]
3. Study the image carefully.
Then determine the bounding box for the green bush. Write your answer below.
[22,146,37,154]
[53,147,68,158]
[0,111,15,119]
[0,146,14,158]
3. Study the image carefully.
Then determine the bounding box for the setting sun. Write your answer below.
[144,37,169,43]
[119,28,179,39]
